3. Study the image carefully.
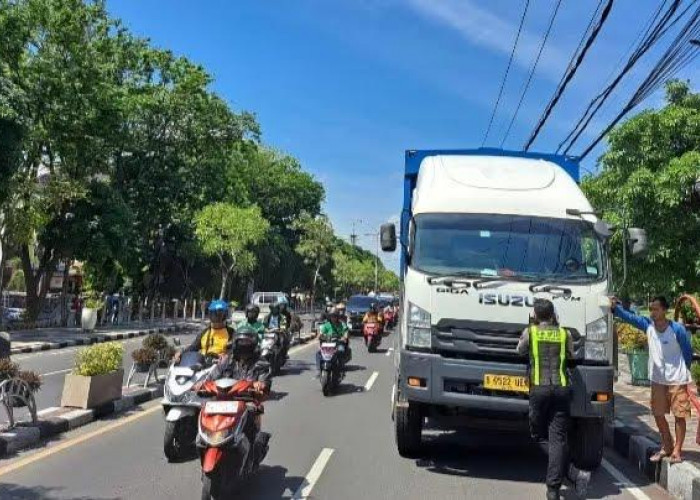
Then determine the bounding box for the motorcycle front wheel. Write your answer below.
[320,370,331,396]
[164,419,193,462]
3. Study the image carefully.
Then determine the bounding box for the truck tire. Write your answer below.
[395,401,422,457]
[570,417,604,470]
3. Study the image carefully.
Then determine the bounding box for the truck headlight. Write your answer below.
[407,302,431,348]
[585,317,609,360]
[586,317,608,341]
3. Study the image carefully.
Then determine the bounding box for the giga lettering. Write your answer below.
[478,293,535,307]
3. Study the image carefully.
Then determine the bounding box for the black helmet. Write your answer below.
[245,304,260,322]
[328,307,340,320]
[370,302,378,312]
[232,327,258,359]
[270,303,280,315]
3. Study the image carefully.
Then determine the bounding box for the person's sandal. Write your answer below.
[650,450,670,462]
[668,455,683,464]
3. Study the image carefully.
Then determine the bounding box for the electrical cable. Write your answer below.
[482,0,531,147]
[500,0,563,147]
[523,0,615,151]
[576,7,700,159]
[558,0,697,154]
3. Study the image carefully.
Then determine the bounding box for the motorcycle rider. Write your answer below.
[336,302,348,323]
[264,302,290,361]
[278,301,293,330]
[205,327,271,472]
[237,304,266,344]
[362,302,384,331]
[174,300,233,362]
[316,307,350,374]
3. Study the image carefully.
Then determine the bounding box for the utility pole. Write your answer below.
[350,219,363,247]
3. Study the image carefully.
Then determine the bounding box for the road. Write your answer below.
[8,330,199,414]
[0,330,671,500]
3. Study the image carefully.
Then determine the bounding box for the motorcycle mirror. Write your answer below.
[627,227,648,257]
[173,338,181,346]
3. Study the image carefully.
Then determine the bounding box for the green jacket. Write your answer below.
[319,320,348,340]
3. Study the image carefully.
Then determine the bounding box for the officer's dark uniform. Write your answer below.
[517,322,574,497]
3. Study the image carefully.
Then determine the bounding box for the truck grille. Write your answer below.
[433,319,527,360]
[433,319,582,361]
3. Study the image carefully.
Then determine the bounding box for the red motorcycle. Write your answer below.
[197,378,270,500]
[363,322,382,352]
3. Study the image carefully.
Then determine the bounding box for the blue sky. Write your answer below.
[110,1,698,272]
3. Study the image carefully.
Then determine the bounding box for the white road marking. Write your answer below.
[41,368,72,377]
[364,371,379,391]
[385,347,394,357]
[600,458,651,500]
[292,448,334,499]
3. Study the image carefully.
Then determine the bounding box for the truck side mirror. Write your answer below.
[627,228,648,256]
[594,220,612,239]
[380,223,397,252]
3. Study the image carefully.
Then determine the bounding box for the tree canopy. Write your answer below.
[582,80,700,296]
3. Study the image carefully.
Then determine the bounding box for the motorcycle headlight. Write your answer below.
[204,428,234,446]
[407,302,431,349]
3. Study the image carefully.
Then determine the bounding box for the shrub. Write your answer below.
[0,359,19,380]
[18,370,42,393]
[131,347,158,365]
[84,296,104,310]
[143,334,168,351]
[617,322,647,352]
[692,363,700,386]
[74,342,124,376]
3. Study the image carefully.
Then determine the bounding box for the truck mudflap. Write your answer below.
[398,350,613,419]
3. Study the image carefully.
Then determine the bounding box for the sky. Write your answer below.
[109,0,699,272]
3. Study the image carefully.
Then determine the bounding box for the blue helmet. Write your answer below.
[208,300,229,313]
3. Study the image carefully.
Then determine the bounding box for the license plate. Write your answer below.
[483,374,529,393]
[205,401,243,414]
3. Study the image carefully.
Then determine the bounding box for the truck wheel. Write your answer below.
[395,400,422,457]
[571,417,604,470]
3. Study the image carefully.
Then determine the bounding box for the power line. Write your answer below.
[481,0,531,147]
[558,0,694,154]
[500,0,563,148]
[576,7,700,159]
[523,0,615,151]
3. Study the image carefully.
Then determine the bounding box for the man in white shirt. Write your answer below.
[613,296,693,463]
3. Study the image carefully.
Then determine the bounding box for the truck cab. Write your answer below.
[381,149,643,470]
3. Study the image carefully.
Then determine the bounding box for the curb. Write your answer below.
[0,385,163,457]
[9,323,195,355]
[606,417,700,499]
[0,331,318,458]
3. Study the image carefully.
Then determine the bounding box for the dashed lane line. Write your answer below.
[291,448,334,500]
[364,371,379,391]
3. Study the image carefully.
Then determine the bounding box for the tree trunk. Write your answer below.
[219,268,228,300]
[60,260,70,326]
[20,244,58,322]
[311,264,320,321]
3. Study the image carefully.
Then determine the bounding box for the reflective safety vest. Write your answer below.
[529,325,568,387]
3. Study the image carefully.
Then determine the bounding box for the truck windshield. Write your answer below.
[412,213,605,283]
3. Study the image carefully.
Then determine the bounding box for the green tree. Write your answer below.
[293,214,335,310]
[194,203,269,300]
[582,80,700,296]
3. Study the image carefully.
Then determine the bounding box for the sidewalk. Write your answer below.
[7,321,193,354]
[613,351,700,499]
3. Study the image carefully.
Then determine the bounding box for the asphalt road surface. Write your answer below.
[0,329,671,500]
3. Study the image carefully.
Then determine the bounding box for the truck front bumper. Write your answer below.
[399,349,613,419]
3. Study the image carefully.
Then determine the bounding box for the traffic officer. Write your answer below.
[516,298,589,500]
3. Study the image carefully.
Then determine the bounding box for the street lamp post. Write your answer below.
[363,232,379,292]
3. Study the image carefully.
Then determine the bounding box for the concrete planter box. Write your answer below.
[81,308,98,331]
[61,369,124,409]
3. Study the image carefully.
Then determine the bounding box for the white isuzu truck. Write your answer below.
[380,149,646,469]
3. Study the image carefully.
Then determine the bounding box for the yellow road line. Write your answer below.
[0,403,162,478]
[0,339,317,476]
